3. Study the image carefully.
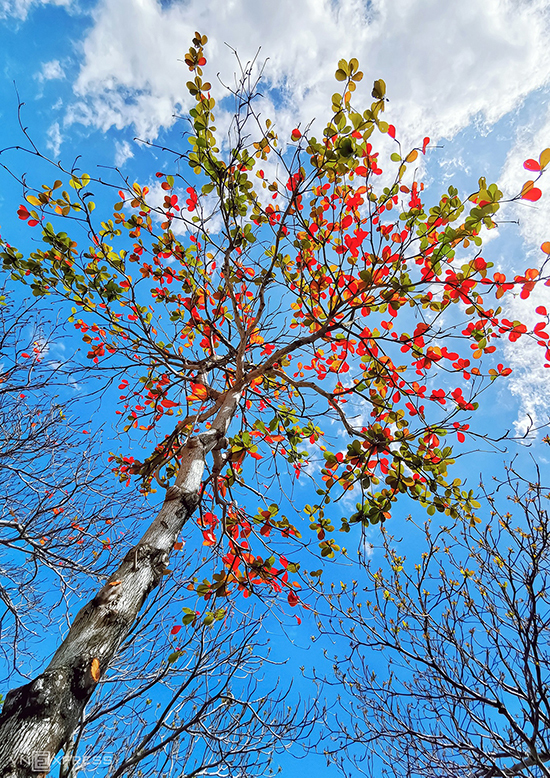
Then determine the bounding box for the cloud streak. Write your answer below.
[0,0,72,20]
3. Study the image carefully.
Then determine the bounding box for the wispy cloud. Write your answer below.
[114,139,134,167]
[36,58,65,82]
[46,120,62,157]
[0,0,73,21]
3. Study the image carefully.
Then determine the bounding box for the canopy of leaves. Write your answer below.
[2,32,549,609]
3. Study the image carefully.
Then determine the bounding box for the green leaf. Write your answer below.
[372,79,386,100]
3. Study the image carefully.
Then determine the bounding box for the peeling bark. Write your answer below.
[0,392,240,778]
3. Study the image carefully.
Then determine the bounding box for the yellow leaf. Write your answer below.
[26,195,41,207]
[91,658,100,682]
[540,148,550,169]
[521,180,535,196]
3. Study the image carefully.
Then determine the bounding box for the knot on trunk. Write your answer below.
[151,548,170,577]
[165,484,184,501]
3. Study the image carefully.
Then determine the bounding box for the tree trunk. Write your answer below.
[0,392,239,777]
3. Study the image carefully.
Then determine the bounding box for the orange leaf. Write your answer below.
[540,148,550,169]
[541,242,550,255]
[91,658,100,682]
[521,180,535,197]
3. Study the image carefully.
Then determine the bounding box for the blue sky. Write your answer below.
[2,1,550,776]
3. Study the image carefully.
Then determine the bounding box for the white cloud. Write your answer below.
[57,0,550,436]
[67,0,550,147]
[139,180,224,238]
[484,104,550,433]
[501,280,550,435]
[36,59,65,82]
[498,108,550,252]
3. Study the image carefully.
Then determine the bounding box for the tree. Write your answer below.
[318,464,550,778]
[0,293,141,673]
[0,32,548,774]
[0,292,310,778]
[51,610,309,778]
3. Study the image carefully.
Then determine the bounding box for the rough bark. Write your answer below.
[0,391,240,778]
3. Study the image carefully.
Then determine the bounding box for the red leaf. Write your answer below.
[524,159,541,171]
[388,125,396,139]
[287,591,299,607]
[422,137,430,154]
[536,306,548,315]
[522,187,542,202]
[171,625,182,635]
[161,398,178,408]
